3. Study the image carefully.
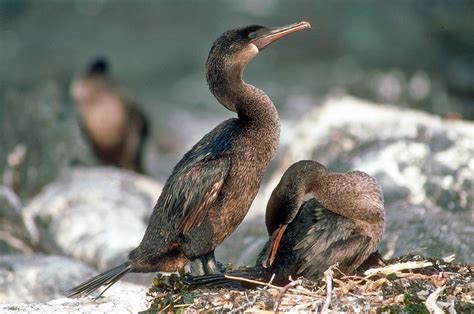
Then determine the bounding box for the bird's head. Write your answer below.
[86,57,110,76]
[206,21,310,111]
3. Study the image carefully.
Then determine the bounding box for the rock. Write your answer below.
[0,254,97,303]
[277,95,474,262]
[0,270,148,312]
[0,84,95,199]
[216,216,267,266]
[21,167,162,271]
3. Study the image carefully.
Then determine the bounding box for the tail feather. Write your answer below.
[66,262,132,298]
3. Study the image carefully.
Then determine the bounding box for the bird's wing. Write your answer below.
[294,205,372,278]
[165,157,231,235]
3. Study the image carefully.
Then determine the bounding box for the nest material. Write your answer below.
[144,255,473,313]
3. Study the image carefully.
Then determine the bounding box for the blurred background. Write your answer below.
[1,0,474,197]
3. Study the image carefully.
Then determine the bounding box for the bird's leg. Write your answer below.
[189,251,222,276]
[202,251,222,275]
[189,259,206,276]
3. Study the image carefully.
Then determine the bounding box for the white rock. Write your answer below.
[0,282,149,313]
[0,254,96,303]
[21,167,162,270]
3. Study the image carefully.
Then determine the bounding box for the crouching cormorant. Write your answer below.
[66,22,311,298]
[70,57,149,173]
[186,160,385,286]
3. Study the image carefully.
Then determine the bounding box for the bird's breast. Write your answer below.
[79,94,128,149]
[207,132,277,244]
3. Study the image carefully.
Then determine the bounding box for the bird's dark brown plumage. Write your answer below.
[186,160,385,287]
[70,57,149,173]
[66,22,310,298]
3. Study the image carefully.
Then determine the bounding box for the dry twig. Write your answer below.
[273,278,303,312]
[322,265,337,313]
[231,292,258,313]
[364,260,433,276]
[224,274,282,289]
[442,255,455,263]
[425,286,445,314]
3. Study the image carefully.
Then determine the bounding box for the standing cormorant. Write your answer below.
[186,160,385,286]
[66,21,311,298]
[70,57,149,173]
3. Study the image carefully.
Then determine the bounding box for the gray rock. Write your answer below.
[22,167,162,270]
[0,84,95,199]
[216,216,267,266]
[277,95,474,262]
[0,254,96,303]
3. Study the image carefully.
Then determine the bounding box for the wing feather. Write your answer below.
[170,158,231,235]
[294,204,372,277]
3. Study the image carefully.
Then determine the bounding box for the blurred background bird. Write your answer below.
[70,57,149,173]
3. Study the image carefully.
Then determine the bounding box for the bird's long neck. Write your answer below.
[207,57,280,129]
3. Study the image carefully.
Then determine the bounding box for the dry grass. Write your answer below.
[144,255,473,313]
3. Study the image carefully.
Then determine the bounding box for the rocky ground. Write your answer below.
[0,95,473,311]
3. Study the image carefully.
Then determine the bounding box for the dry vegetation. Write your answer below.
[143,255,473,313]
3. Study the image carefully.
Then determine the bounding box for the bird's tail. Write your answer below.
[66,262,133,298]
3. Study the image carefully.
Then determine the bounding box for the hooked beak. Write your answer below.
[261,223,289,268]
[251,21,311,51]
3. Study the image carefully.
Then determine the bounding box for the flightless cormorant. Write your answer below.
[67,22,310,298]
[70,57,149,173]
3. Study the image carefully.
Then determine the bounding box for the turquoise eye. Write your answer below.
[248,32,257,39]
